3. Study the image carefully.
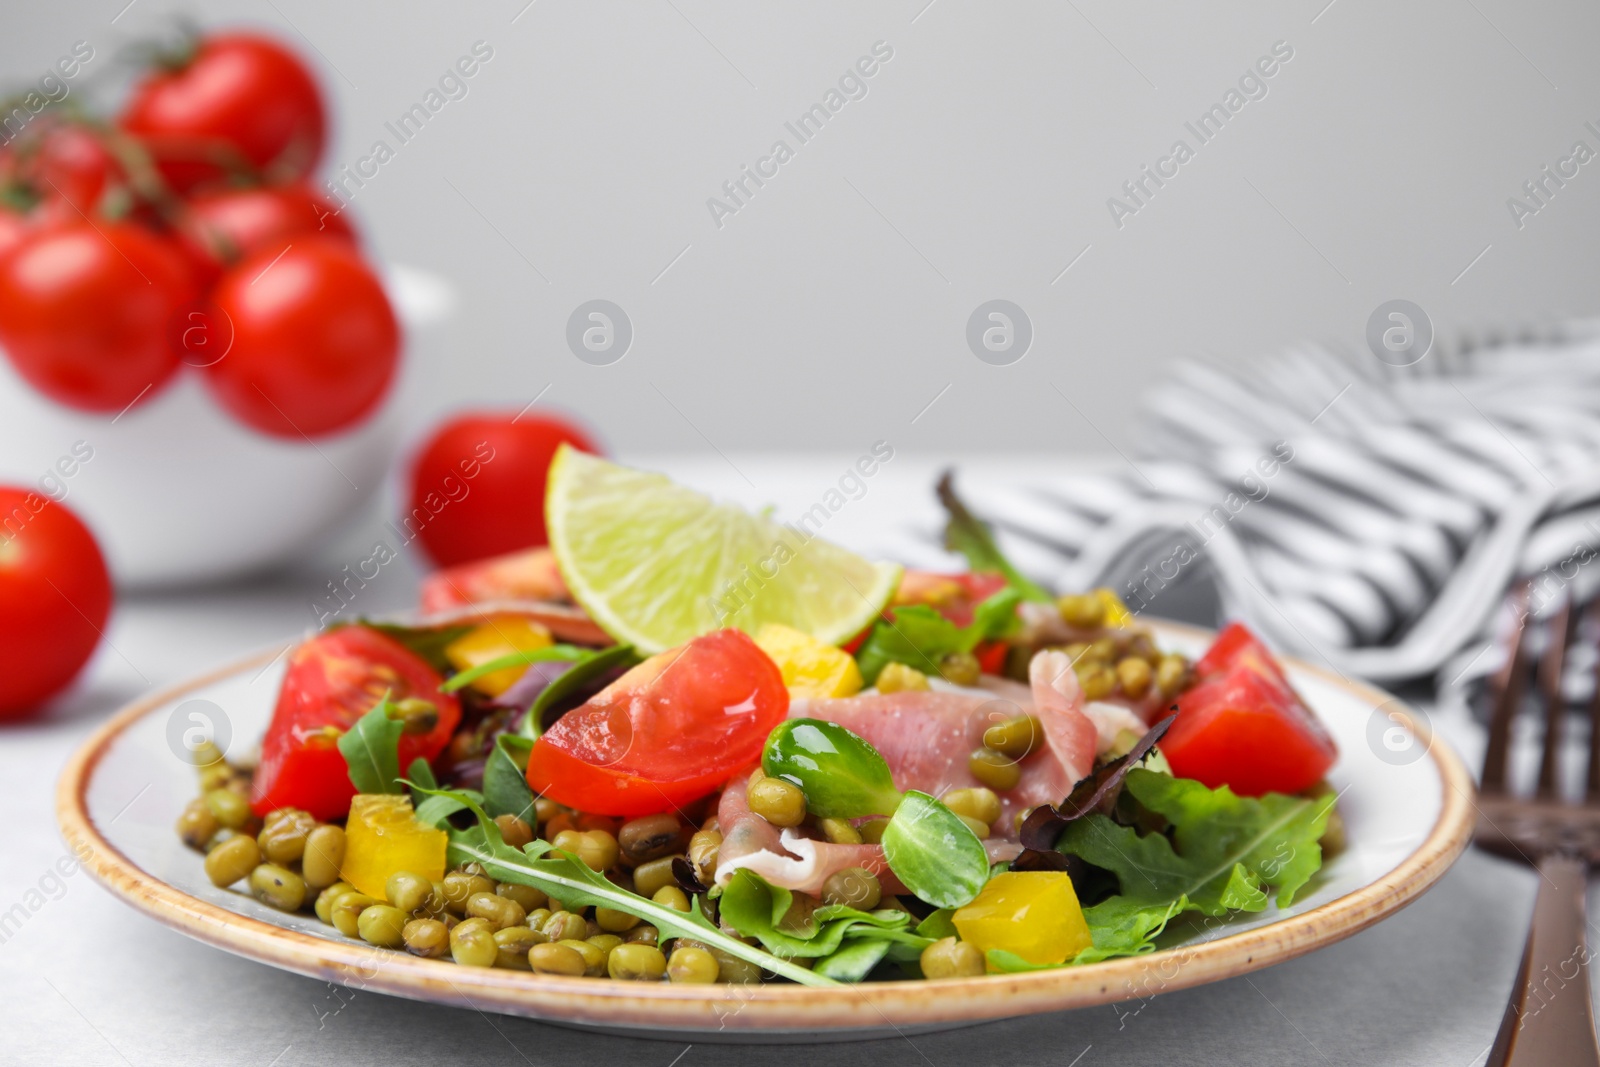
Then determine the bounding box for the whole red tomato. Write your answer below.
[0,209,28,261]
[176,183,355,287]
[0,488,112,720]
[407,412,603,568]
[118,33,325,193]
[202,238,398,438]
[0,222,196,412]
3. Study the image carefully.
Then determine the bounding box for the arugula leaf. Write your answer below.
[854,588,1020,686]
[483,734,536,824]
[523,643,639,738]
[936,471,1052,603]
[412,785,835,987]
[1054,769,1335,961]
[414,789,482,829]
[439,645,588,694]
[717,869,929,962]
[406,757,439,809]
[359,621,473,673]
[337,697,405,795]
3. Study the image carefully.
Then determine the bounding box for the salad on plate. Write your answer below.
[176,447,1342,986]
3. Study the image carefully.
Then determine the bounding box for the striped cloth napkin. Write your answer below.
[911,320,1600,688]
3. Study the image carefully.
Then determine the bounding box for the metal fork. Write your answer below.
[1476,594,1600,1066]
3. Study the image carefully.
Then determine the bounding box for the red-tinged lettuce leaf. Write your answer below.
[1020,715,1175,852]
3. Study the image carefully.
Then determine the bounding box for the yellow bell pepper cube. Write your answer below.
[755,623,864,700]
[340,794,448,900]
[953,871,1093,967]
[1092,587,1133,628]
[444,617,554,696]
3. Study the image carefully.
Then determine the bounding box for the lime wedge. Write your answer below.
[545,446,902,654]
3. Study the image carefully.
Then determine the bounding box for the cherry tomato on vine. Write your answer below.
[176,183,355,287]
[251,626,462,820]
[23,124,122,215]
[0,221,196,412]
[118,33,325,193]
[202,237,398,438]
[407,412,603,568]
[0,487,112,720]
[526,629,789,816]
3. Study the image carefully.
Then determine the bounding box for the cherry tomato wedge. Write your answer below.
[251,626,461,820]
[1162,623,1336,796]
[418,546,569,614]
[526,629,787,816]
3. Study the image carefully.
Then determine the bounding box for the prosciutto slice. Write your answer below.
[713,650,1099,892]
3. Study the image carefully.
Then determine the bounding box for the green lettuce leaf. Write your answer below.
[1052,769,1335,963]
[716,869,930,964]
[854,588,1021,686]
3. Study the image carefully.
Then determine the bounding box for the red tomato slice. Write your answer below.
[526,629,787,816]
[1163,623,1336,796]
[418,546,569,613]
[1193,620,1293,691]
[251,626,461,820]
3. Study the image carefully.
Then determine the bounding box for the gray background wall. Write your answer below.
[7,0,1598,458]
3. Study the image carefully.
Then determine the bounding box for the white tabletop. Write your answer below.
[0,456,1560,1066]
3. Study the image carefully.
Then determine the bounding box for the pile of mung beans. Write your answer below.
[176,740,1009,981]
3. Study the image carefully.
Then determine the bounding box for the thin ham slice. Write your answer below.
[712,650,1099,892]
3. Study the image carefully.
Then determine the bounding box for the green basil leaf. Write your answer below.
[411,785,835,987]
[524,643,639,738]
[337,696,404,795]
[439,644,588,693]
[881,790,989,908]
[762,719,903,818]
[483,734,535,823]
[406,757,438,809]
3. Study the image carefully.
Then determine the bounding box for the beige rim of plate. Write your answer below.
[56,619,1475,1038]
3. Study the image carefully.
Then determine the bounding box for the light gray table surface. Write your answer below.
[0,529,1557,1067]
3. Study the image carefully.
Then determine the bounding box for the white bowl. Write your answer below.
[0,264,454,589]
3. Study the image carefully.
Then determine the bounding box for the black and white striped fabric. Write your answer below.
[915,320,1600,687]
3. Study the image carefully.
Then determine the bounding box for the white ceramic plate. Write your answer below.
[57,620,1473,1042]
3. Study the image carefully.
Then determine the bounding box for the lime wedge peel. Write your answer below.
[545,446,902,654]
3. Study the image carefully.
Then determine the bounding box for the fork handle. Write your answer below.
[1488,853,1600,1067]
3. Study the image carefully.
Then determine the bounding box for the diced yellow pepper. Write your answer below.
[340,794,447,899]
[893,571,964,609]
[953,871,1093,967]
[444,617,554,696]
[755,623,864,700]
[1092,588,1133,628]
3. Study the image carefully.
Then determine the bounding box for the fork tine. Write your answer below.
[1481,582,1531,794]
[1535,599,1573,799]
[1586,601,1600,802]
